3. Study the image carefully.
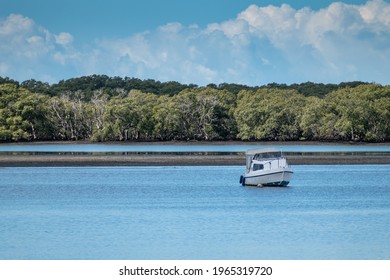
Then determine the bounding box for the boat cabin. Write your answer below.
[245,148,288,172]
[250,158,289,172]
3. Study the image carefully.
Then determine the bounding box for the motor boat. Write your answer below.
[240,148,293,187]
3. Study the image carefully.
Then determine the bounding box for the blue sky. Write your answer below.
[1,0,389,85]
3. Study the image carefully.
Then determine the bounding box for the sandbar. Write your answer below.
[0,153,389,167]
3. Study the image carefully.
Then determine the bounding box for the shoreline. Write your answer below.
[1,153,390,167]
[1,140,390,146]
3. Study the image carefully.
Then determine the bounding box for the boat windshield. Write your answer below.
[253,151,282,160]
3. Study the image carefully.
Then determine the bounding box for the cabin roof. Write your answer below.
[245,147,279,156]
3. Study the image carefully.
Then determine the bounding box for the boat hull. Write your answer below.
[241,168,293,187]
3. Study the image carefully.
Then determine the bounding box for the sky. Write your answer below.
[1,0,389,86]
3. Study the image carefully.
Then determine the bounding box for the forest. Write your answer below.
[0,75,389,142]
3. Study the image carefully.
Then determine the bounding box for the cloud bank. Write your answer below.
[1,0,389,85]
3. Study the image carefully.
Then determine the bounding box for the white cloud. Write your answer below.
[0,13,79,82]
[0,13,33,36]
[74,0,390,85]
[0,1,389,85]
[158,22,183,33]
[55,32,73,46]
[359,0,390,27]
[198,0,390,84]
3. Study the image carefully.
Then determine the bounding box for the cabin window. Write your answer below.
[253,163,264,171]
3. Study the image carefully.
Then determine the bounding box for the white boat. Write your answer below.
[240,148,293,187]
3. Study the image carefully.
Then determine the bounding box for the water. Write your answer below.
[1,143,390,153]
[1,165,389,260]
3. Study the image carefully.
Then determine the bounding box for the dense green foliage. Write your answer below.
[0,76,389,142]
[5,75,368,99]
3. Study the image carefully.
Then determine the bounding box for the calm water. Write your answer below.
[1,165,389,260]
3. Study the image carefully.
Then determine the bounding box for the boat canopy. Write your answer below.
[246,148,282,157]
[245,148,282,170]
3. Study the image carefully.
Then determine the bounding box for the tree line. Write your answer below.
[1,75,369,98]
[0,76,389,142]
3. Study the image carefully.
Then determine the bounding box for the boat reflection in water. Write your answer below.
[240,148,293,187]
